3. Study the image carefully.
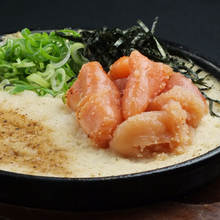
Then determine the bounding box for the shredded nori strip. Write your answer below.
[201,92,220,117]
[79,20,170,70]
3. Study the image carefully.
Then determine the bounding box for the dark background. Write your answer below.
[0,0,219,59]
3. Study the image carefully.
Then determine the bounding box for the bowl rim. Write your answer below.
[0,32,220,182]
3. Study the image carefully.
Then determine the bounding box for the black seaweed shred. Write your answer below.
[202,92,220,117]
[80,20,170,70]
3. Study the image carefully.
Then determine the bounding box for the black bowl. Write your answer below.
[0,36,219,211]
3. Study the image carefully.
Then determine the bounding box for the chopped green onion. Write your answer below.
[70,42,88,65]
[10,84,36,94]
[52,42,71,68]
[12,59,36,68]
[0,28,87,98]
[58,29,81,38]
[27,73,50,88]
[51,68,66,91]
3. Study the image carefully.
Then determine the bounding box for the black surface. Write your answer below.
[0,41,219,211]
[0,0,220,61]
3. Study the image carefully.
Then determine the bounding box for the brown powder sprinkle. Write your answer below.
[0,108,71,176]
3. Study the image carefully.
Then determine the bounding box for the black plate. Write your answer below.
[0,35,220,211]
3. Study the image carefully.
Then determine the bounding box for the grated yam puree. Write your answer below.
[0,74,219,178]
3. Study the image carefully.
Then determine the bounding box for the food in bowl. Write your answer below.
[0,21,219,177]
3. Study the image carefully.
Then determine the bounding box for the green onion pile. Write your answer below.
[0,28,87,98]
